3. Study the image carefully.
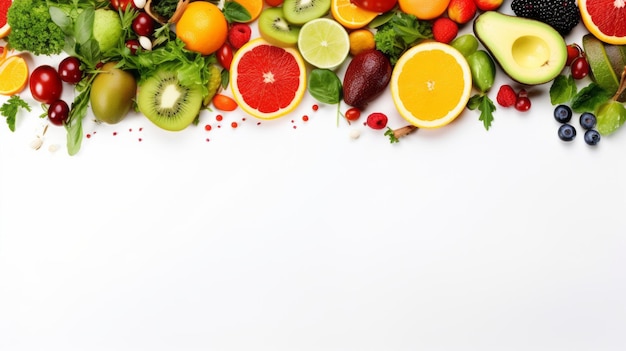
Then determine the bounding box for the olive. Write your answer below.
[90,62,137,124]
[467,50,496,93]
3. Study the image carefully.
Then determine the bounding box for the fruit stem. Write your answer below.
[612,66,626,103]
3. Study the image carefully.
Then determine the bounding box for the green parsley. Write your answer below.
[0,96,32,132]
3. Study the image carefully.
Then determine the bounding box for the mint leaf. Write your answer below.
[550,74,577,105]
[571,83,613,113]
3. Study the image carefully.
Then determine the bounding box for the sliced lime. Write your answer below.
[297,18,350,70]
[583,34,619,94]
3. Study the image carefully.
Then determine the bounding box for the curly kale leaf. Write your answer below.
[6,0,66,55]
[374,12,432,65]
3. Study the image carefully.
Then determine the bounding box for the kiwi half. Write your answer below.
[282,0,331,25]
[258,7,300,47]
[137,69,203,131]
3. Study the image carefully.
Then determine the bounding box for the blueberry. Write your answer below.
[580,112,597,130]
[558,124,577,141]
[553,104,572,123]
[584,129,601,145]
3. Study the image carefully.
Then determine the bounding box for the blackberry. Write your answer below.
[511,0,580,35]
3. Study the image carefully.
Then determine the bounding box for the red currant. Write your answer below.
[515,90,531,112]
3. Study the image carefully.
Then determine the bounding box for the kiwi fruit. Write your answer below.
[282,0,331,25]
[137,69,203,131]
[258,7,301,47]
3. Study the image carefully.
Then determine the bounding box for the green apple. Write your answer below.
[93,9,123,53]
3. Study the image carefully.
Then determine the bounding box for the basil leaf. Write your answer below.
[571,83,613,114]
[65,87,91,156]
[222,1,251,23]
[549,74,577,105]
[49,6,73,36]
[308,69,342,105]
[74,7,94,45]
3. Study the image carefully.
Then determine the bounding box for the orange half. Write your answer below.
[331,0,379,29]
[579,0,626,45]
[390,41,472,128]
[0,55,29,96]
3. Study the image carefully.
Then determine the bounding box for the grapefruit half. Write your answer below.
[579,0,626,45]
[0,0,11,39]
[230,38,307,120]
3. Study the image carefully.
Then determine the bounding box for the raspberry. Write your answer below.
[432,17,459,44]
[496,84,517,107]
[366,112,388,130]
[228,23,252,50]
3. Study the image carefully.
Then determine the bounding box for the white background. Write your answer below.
[2,2,626,350]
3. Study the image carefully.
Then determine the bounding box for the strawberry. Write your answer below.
[496,84,517,108]
[228,23,252,50]
[432,17,458,44]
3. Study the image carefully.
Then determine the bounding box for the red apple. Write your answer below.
[350,0,397,13]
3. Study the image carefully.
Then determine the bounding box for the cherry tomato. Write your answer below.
[345,107,361,122]
[571,56,590,80]
[212,94,238,111]
[125,39,141,54]
[58,56,83,84]
[30,65,63,105]
[110,0,136,11]
[265,0,284,6]
[566,43,582,66]
[132,12,155,37]
[350,0,397,13]
[48,100,70,126]
[217,43,234,71]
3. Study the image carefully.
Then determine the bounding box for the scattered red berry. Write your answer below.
[515,89,531,112]
[366,112,388,130]
[496,84,517,108]
[432,17,458,44]
[228,23,252,49]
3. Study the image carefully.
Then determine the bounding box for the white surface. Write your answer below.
[2,4,626,350]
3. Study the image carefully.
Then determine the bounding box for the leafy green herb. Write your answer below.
[0,96,32,132]
[468,94,496,130]
[307,69,343,125]
[549,74,577,105]
[385,127,399,143]
[570,83,613,113]
[385,125,418,143]
[6,0,66,55]
[374,11,432,65]
[222,1,251,23]
[151,0,180,19]
[65,73,96,156]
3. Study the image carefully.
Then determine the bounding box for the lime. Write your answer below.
[582,34,619,94]
[297,18,350,70]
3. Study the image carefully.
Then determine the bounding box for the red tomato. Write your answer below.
[217,43,234,71]
[350,0,397,13]
[212,94,238,111]
[110,0,136,11]
[29,65,63,105]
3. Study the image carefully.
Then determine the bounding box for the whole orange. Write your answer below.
[399,0,450,20]
[176,1,228,55]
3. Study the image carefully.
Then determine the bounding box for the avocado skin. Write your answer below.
[343,49,392,110]
[473,11,567,86]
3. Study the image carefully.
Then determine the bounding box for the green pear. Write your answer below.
[93,9,123,53]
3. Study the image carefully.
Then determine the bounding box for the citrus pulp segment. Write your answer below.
[579,0,626,45]
[390,41,472,128]
[330,0,379,29]
[297,18,350,70]
[0,0,10,39]
[230,38,307,120]
[0,55,29,96]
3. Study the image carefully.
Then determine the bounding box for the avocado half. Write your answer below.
[473,11,567,85]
